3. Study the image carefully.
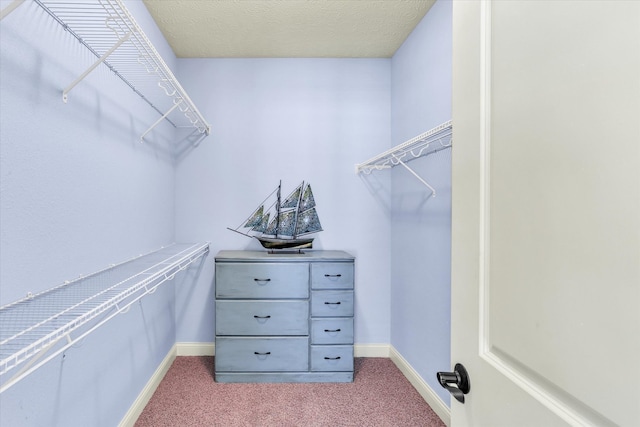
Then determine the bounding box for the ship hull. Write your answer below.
[256,236,314,249]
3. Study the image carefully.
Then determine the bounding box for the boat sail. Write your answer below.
[228,181,323,249]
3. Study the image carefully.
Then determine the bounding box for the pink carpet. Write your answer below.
[135,357,446,426]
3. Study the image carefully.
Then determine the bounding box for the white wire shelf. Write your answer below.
[18,0,211,141]
[355,120,452,196]
[0,242,209,393]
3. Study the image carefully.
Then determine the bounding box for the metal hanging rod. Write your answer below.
[23,0,211,141]
[355,120,452,196]
[0,242,210,393]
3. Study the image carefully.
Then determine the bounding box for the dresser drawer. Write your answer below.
[310,318,353,344]
[311,290,354,317]
[215,337,309,372]
[216,262,309,298]
[310,345,354,372]
[216,301,309,336]
[311,263,354,290]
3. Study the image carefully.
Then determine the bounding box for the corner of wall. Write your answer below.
[389,345,451,426]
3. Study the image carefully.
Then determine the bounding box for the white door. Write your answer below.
[450,1,639,426]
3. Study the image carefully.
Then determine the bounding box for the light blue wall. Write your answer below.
[173,58,392,345]
[390,0,453,405]
[0,1,190,425]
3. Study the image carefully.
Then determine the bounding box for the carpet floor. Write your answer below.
[135,356,446,427]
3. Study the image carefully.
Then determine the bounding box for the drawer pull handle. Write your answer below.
[253,315,271,319]
[324,274,342,278]
[254,351,271,355]
[254,278,271,283]
[324,356,341,360]
[324,301,341,305]
[324,328,341,333]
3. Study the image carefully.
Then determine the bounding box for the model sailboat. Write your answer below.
[228,181,323,249]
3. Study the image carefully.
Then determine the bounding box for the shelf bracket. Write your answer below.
[62,31,132,103]
[393,155,437,197]
[140,99,183,141]
[0,0,25,20]
[1,336,60,394]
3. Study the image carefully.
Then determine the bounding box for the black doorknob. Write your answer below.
[437,363,470,403]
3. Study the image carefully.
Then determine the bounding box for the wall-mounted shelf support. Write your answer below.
[393,155,438,195]
[355,120,452,196]
[0,0,25,20]
[63,31,132,103]
[141,99,183,141]
[0,242,209,393]
[24,0,211,140]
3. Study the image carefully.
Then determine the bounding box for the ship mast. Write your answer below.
[274,180,282,238]
[292,181,304,238]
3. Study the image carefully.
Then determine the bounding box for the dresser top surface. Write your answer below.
[215,250,354,262]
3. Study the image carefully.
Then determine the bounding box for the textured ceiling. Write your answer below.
[142,0,436,58]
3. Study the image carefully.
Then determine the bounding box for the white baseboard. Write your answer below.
[176,342,215,356]
[122,342,450,427]
[119,344,177,427]
[354,343,390,358]
[389,345,451,426]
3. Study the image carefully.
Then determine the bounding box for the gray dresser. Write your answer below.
[214,250,355,383]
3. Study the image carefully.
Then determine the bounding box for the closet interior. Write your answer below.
[0,0,211,393]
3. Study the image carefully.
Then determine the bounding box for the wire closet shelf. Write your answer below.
[29,0,211,140]
[0,242,209,393]
[355,120,452,196]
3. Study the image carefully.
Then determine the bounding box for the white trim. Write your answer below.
[478,0,492,358]
[354,343,390,358]
[119,344,177,427]
[176,342,215,356]
[389,346,451,427]
[481,350,608,427]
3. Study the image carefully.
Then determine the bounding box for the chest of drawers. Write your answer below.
[214,250,355,383]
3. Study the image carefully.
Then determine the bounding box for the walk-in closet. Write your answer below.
[1,0,452,424]
[3,0,638,426]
